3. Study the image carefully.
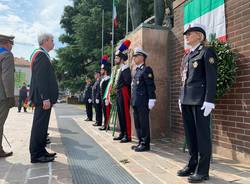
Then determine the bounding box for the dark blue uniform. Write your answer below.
[92,78,102,125]
[179,44,217,177]
[131,64,156,149]
[83,83,93,120]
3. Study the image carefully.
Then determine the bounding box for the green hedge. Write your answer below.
[209,39,237,99]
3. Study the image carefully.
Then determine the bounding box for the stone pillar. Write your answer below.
[127,24,170,139]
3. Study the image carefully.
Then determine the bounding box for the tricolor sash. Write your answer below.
[30,48,50,69]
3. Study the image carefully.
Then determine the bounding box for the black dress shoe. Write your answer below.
[99,126,109,131]
[113,135,123,141]
[44,152,57,157]
[85,118,92,121]
[0,151,13,157]
[188,174,209,183]
[120,136,131,143]
[131,144,140,150]
[134,144,150,152]
[99,126,106,131]
[31,156,55,163]
[177,166,195,177]
[92,123,99,126]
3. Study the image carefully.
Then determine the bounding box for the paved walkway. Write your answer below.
[1,103,250,184]
[72,104,250,184]
[0,106,72,184]
[54,104,139,184]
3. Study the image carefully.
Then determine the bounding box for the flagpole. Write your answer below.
[111,0,114,68]
[102,9,104,57]
[126,0,129,35]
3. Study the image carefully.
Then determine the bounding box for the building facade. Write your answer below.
[14,57,31,96]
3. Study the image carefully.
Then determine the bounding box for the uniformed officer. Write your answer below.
[113,40,132,143]
[83,77,93,121]
[92,71,102,126]
[131,48,156,152]
[0,34,15,158]
[177,24,217,183]
[99,59,111,131]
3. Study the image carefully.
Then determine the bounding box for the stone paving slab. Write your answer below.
[0,107,72,184]
[74,115,250,184]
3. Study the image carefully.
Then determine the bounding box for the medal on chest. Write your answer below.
[193,61,198,68]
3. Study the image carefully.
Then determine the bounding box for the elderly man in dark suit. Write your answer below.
[0,34,15,158]
[29,33,58,163]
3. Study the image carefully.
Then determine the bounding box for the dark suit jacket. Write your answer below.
[30,49,58,106]
[92,79,101,103]
[83,83,92,104]
[180,45,217,105]
[131,64,156,107]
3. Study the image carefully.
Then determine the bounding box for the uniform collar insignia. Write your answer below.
[198,44,203,50]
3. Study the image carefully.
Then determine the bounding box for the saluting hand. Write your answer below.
[43,99,51,110]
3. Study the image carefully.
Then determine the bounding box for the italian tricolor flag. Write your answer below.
[113,4,118,29]
[184,0,226,48]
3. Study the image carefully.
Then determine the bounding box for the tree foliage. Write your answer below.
[54,0,154,93]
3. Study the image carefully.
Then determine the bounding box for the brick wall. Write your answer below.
[169,0,250,157]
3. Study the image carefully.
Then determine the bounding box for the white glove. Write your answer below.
[148,99,156,110]
[105,99,109,106]
[95,99,99,104]
[88,99,92,103]
[201,102,215,117]
[178,99,182,113]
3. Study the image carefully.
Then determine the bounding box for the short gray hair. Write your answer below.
[38,33,53,46]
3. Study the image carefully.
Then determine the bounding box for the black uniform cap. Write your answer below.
[183,24,206,40]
